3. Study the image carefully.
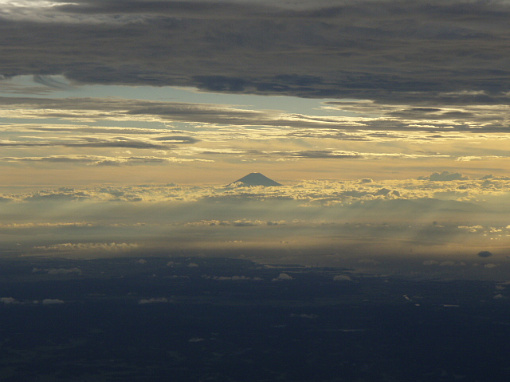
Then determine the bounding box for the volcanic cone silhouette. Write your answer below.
[229,173,281,187]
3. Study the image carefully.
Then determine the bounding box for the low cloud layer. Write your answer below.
[0,175,508,276]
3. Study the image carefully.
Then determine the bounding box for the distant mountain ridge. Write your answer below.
[229,172,282,187]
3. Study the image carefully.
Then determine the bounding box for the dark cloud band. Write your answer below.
[2,0,510,105]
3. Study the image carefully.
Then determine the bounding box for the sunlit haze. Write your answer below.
[2,0,510,278]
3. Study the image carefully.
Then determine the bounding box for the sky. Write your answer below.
[2,0,510,278]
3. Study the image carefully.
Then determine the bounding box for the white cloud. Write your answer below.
[41,298,64,305]
[1,296,65,305]
[272,272,293,281]
[2,176,510,274]
[138,297,169,304]
[188,337,205,343]
[0,297,20,304]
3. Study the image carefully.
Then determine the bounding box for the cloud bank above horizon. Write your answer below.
[1,174,510,279]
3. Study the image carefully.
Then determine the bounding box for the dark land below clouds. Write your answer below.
[0,256,509,381]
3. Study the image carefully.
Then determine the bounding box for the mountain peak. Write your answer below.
[229,172,282,187]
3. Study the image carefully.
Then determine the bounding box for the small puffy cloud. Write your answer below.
[478,251,493,258]
[138,297,169,304]
[1,297,66,305]
[0,297,66,305]
[333,275,352,282]
[188,338,205,343]
[272,272,293,281]
[374,188,391,196]
[0,297,20,305]
[484,263,498,269]
[41,298,64,305]
[419,171,468,181]
[458,225,484,233]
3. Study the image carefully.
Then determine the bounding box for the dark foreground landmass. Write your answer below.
[0,256,509,381]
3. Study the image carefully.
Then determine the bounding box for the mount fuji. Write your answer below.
[228,173,282,187]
